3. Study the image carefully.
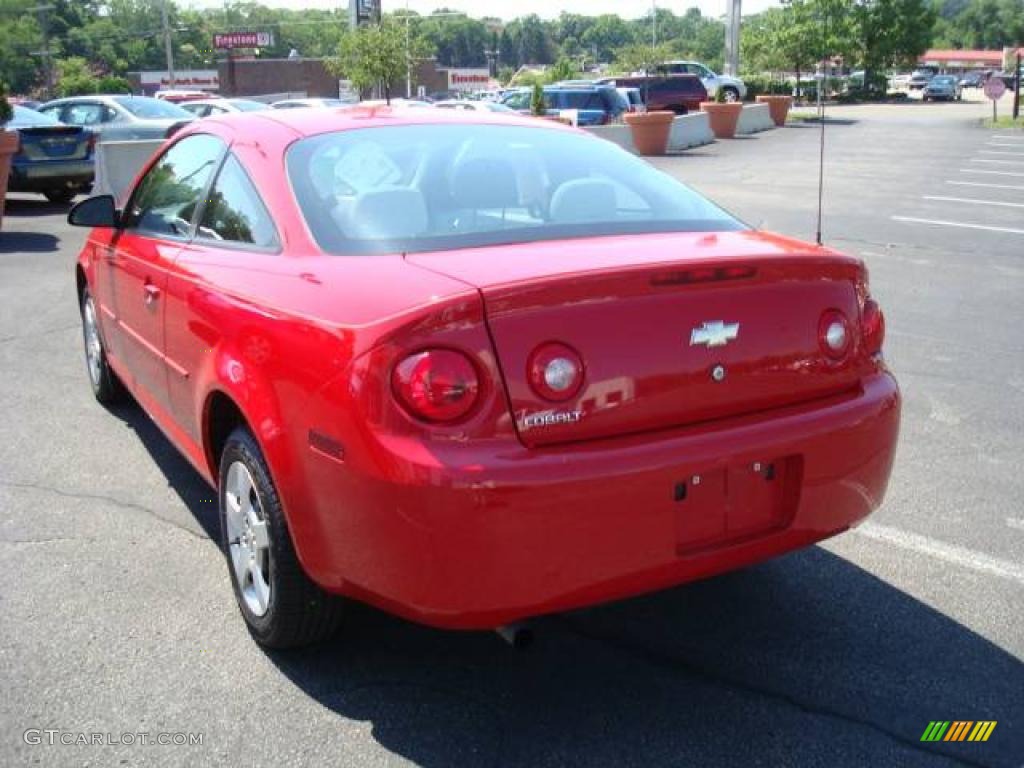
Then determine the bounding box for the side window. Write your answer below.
[122,134,224,238]
[65,103,105,126]
[38,105,63,122]
[197,154,278,249]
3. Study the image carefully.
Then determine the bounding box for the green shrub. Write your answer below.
[0,82,12,126]
[97,75,132,94]
[530,81,546,116]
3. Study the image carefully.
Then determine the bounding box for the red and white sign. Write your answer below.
[214,31,275,50]
[447,69,491,93]
[984,76,1007,100]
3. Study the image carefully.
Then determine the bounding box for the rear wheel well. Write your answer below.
[75,266,87,306]
[206,392,248,481]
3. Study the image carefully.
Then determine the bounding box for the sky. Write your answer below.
[185,1,781,21]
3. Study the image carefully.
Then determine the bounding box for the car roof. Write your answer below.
[191,104,578,140]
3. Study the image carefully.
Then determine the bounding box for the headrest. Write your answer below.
[449,157,520,210]
[549,179,618,224]
[333,187,428,240]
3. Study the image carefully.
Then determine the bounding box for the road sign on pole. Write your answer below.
[984,75,1006,122]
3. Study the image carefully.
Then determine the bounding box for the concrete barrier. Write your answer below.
[668,112,714,150]
[736,103,775,135]
[585,113,715,154]
[93,139,164,201]
[584,124,637,153]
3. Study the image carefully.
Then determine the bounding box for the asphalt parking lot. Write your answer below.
[1,95,1022,767]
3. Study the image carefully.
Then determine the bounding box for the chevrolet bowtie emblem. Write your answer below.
[690,321,740,348]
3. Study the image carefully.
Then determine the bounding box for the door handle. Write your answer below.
[144,282,161,306]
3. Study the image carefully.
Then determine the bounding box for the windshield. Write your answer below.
[10,105,62,128]
[113,96,191,119]
[287,123,744,256]
[932,76,955,85]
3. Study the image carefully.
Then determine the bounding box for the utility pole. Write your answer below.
[651,1,656,48]
[724,0,742,76]
[29,5,55,99]
[161,0,176,89]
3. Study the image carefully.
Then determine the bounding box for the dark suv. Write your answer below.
[501,85,629,125]
[597,75,707,114]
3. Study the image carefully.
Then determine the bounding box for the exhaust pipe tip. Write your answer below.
[496,622,533,650]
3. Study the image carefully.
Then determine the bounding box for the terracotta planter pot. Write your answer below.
[0,129,19,231]
[699,102,743,139]
[756,95,794,127]
[624,111,675,156]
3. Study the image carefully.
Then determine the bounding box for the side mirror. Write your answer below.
[68,195,120,229]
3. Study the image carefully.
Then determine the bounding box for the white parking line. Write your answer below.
[892,216,1024,235]
[923,195,1024,208]
[1007,518,1024,532]
[979,150,1024,156]
[854,522,1024,585]
[961,169,1024,177]
[970,158,1024,165]
[946,180,1024,191]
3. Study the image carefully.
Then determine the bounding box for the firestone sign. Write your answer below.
[447,69,490,92]
[213,31,275,50]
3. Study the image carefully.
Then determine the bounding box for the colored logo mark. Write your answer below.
[921,721,996,742]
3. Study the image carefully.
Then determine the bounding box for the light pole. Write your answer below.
[651,1,657,48]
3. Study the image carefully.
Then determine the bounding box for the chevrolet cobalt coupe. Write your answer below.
[70,108,900,647]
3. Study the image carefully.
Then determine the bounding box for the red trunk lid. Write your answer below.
[407,231,871,448]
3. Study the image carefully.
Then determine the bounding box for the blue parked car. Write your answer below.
[6,105,95,204]
[501,84,629,126]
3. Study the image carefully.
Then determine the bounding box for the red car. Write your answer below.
[70,108,900,647]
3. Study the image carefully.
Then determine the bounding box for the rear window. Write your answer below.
[10,105,62,128]
[287,123,744,256]
[113,97,191,119]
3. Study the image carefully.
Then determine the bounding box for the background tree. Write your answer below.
[850,0,934,89]
[329,21,431,104]
[55,57,100,97]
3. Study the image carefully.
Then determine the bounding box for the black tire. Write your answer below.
[722,87,740,103]
[218,426,343,648]
[80,287,125,404]
[44,189,76,204]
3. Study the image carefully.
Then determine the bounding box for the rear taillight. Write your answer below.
[819,310,851,359]
[861,298,885,356]
[391,349,480,423]
[86,131,97,153]
[528,343,584,401]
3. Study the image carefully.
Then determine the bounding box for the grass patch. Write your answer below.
[982,115,1024,130]
[787,112,823,123]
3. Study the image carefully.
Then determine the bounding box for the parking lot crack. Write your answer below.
[554,617,993,768]
[0,480,210,541]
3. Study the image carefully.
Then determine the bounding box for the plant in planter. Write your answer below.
[700,86,743,139]
[0,83,20,231]
[755,92,794,126]
[624,110,676,156]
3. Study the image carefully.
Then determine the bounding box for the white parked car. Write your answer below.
[433,100,517,113]
[179,99,270,118]
[271,98,346,110]
[657,61,747,102]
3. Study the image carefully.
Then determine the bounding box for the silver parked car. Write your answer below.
[922,75,962,101]
[37,95,194,140]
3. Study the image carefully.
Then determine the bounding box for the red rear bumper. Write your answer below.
[301,372,900,629]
